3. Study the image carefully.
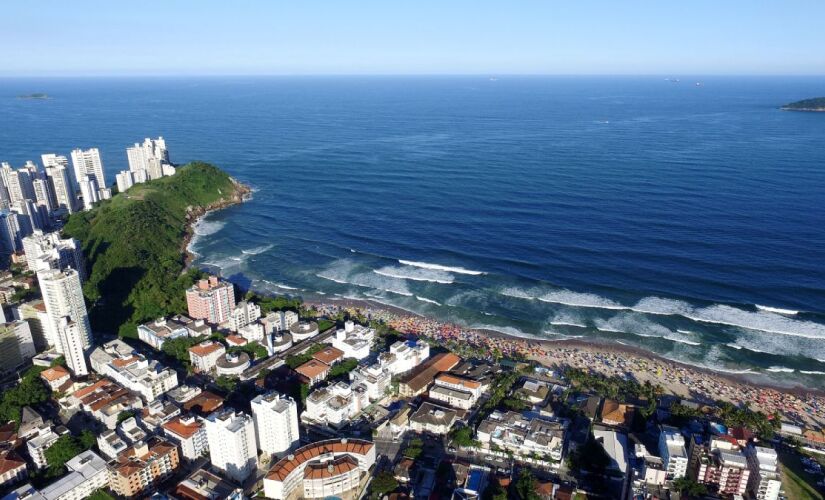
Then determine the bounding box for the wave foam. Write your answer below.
[193,219,226,236]
[800,370,825,375]
[415,296,441,306]
[374,265,454,284]
[398,259,484,276]
[756,305,799,315]
[766,366,795,373]
[241,244,274,255]
[502,286,627,310]
[595,314,702,346]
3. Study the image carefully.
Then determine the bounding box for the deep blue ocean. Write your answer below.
[2,76,825,386]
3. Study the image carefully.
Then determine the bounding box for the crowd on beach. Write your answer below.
[312,300,825,428]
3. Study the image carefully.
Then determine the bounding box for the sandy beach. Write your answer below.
[307,297,825,429]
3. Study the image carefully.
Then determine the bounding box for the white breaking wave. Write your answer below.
[756,305,799,315]
[800,370,825,375]
[594,314,702,346]
[317,259,413,297]
[550,321,588,328]
[398,260,484,276]
[317,274,349,284]
[548,310,587,328]
[374,265,455,284]
[502,286,627,310]
[241,244,274,255]
[193,219,226,236]
[415,296,441,306]
[471,324,536,339]
[766,366,795,373]
[726,343,743,350]
[275,283,298,290]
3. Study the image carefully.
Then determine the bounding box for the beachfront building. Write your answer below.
[303,381,369,428]
[289,321,320,342]
[349,363,392,401]
[428,373,483,410]
[409,402,458,435]
[163,414,209,461]
[109,437,180,498]
[379,339,430,375]
[263,438,376,500]
[252,392,301,458]
[38,268,92,376]
[476,411,567,462]
[330,321,374,360]
[0,320,36,374]
[188,340,226,374]
[398,352,460,398]
[694,437,750,497]
[21,229,84,277]
[186,275,236,325]
[658,426,688,480]
[229,300,261,332]
[204,409,258,483]
[744,445,782,500]
[90,339,179,402]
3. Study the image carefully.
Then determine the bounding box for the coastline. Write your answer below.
[182,176,252,268]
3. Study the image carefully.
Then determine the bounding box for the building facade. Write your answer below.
[252,392,301,458]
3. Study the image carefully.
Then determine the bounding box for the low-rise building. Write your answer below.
[96,429,128,460]
[108,437,180,498]
[137,317,190,350]
[239,322,265,343]
[163,414,209,461]
[38,450,108,500]
[398,352,461,397]
[139,398,181,432]
[174,468,245,500]
[312,345,345,366]
[593,429,629,474]
[330,321,374,361]
[600,399,634,427]
[67,379,143,429]
[0,450,27,488]
[303,382,369,428]
[39,365,72,392]
[228,300,261,332]
[215,351,251,377]
[379,340,430,375]
[188,340,226,374]
[263,438,376,500]
[409,402,458,435]
[349,363,391,401]
[289,321,319,342]
[428,373,483,410]
[26,426,66,469]
[295,359,330,386]
[90,339,179,402]
[476,411,566,461]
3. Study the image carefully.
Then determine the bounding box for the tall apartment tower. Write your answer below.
[37,268,92,376]
[186,276,236,325]
[127,137,170,181]
[251,392,300,458]
[70,148,106,191]
[22,229,85,278]
[45,164,77,213]
[204,409,258,483]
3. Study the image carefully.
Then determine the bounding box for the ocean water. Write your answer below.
[2,76,825,386]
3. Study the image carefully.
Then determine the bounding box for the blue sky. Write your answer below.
[2,1,824,76]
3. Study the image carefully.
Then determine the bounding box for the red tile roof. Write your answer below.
[312,346,345,365]
[40,365,71,382]
[266,439,374,481]
[295,360,330,380]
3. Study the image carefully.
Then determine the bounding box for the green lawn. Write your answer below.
[779,450,824,500]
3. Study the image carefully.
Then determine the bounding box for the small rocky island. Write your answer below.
[781,97,825,112]
[17,92,50,99]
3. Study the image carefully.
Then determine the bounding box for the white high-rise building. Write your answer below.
[32,178,53,214]
[658,426,688,480]
[22,229,85,277]
[37,268,92,376]
[41,153,69,169]
[204,409,258,483]
[115,170,135,193]
[70,148,106,191]
[6,168,35,205]
[0,321,36,374]
[745,446,782,500]
[127,137,170,181]
[78,176,100,210]
[251,392,300,458]
[45,164,77,213]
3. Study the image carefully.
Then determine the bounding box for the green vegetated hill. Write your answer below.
[781,97,825,111]
[63,162,245,337]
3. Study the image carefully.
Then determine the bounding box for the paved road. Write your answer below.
[242,327,336,380]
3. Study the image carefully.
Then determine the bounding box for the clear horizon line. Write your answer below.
[2,72,825,79]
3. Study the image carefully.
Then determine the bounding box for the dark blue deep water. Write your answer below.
[2,76,825,385]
